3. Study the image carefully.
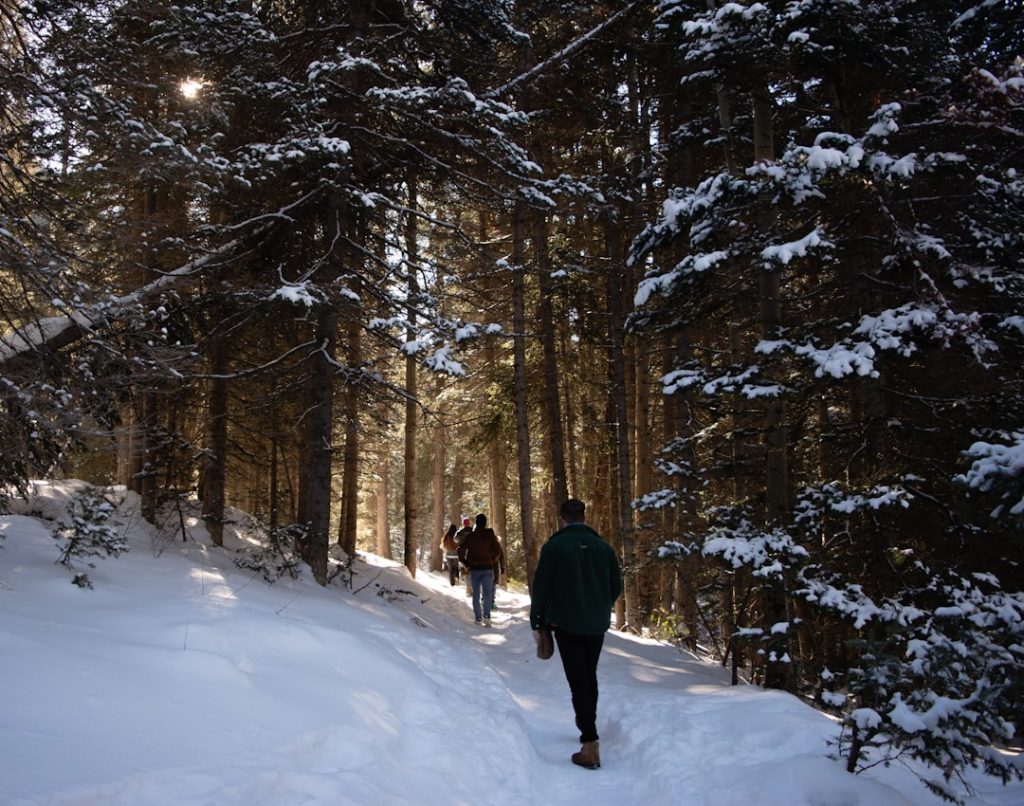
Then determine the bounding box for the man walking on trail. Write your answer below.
[457,513,503,627]
[530,498,622,770]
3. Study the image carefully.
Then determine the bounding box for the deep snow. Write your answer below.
[1,481,1020,805]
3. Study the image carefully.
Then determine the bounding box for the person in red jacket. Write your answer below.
[530,498,622,770]
[456,513,503,627]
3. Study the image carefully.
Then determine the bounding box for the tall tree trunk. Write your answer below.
[375,438,393,560]
[487,439,508,573]
[604,368,627,630]
[478,210,509,550]
[754,78,785,522]
[403,175,419,577]
[752,76,792,690]
[512,201,538,589]
[725,322,747,673]
[449,442,465,525]
[706,0,739,175]
[338,298,361,557]
[534,212,569,517]
[202,333,228,546]
[561,326,579,498]
[484,339,509,545]
[606,218,641,632]
[302,303,338,585]
[140,391,158,523]
[633,339,655,617]
[269,432,279,528]
[431,400,446,572]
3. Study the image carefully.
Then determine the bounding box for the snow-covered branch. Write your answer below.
[0,231,262,370]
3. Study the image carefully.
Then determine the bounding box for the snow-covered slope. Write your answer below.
[1,481,1018,805]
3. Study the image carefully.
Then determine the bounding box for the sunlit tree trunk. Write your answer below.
[375,431,393,560]
[483,344,509,551]
[476,210,509,550]
[449,443,465,525]
[512,201,538,588]
[431,395,446,572]
[202,333,228,546]
[534,212,569,521]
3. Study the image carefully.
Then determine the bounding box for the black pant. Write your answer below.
[553,629,605,743]
[445,556,460,586]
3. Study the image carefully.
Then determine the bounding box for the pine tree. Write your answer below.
[633,0,1024,794]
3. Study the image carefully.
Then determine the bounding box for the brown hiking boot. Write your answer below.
[571,740,600,770]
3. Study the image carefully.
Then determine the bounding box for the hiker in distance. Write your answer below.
[440,523,460,587]
[529,498,623,770]
[455,517,474,596]
[456,513,503,627]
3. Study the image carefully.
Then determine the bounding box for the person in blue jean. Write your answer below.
[530,499,622,770]
[456,513,503,627]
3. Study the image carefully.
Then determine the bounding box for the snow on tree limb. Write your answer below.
[0,232,259,370]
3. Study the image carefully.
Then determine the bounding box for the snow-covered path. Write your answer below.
[2,482,1020,805]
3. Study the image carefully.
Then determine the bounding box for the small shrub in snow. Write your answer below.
[53,486,128,580]
[233,523,304,583]
[71,573,93,589]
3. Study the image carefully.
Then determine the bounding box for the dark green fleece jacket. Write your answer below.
[529,522,623,634]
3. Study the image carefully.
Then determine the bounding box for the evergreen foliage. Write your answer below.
[53,485,129,585]
[635,0,1023,796]
[233,522,305,584]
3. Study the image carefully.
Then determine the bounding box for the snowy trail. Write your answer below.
[3,483,1021,806]
[404,577,902,806]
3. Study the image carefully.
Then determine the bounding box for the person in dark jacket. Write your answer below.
[457,513,503,627]
[454,517,473,596]
[530,498,622,770]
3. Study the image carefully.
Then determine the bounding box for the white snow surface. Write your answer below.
[2,481,1020,806]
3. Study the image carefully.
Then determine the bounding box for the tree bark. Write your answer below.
[202,333,228,546]
[534,212,569,517]
[403,174,419,577]
[431,396,446,572]
[512,201,538,589]
[269,432,279,529]
[338,298,361,557]
[375,439,392,560]
[302,304,338,585]
[139,391,158,523]
[606,218,641,632]
[485,338,509,546]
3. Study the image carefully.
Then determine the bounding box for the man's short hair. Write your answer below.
[475,513,488,528]
[560,498,585,523]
